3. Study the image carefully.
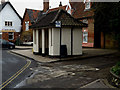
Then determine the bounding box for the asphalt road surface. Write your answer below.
[21,52,120,88]
[1,49,37,89]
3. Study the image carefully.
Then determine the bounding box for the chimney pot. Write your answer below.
[43,0,49,12]
[1,0,5,4]
[59,1,62,7]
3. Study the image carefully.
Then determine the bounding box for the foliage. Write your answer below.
[112,61,120,76]
[20,30,33,43]
[93,2,120,49]
[93,2,120,32]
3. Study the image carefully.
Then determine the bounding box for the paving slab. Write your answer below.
[80,79,111,88]
[10,49,57,63]
[10,46,118,63]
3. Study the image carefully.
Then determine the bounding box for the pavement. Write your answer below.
[80,79,115,88]
[9,46,119,89]
[10,46,118,63]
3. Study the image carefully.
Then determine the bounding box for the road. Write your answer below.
[1,49,37,89]
[21,52,120,88]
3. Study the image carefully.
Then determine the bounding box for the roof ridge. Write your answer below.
[26,8,42,11]
[0,2,22,20]
[50,9,62,23]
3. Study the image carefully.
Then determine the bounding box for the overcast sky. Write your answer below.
[3,0,69,17]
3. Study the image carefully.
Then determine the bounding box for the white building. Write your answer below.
[30,9,87,57]
[0,1,22,42]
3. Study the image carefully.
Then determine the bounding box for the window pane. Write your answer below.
[25,21,29,31]
[9,35,13,39]
[5,21,7,26]
[9,22,12,26]
[83,31,88,43]
[8,22,10,26]
[85,2,90,9]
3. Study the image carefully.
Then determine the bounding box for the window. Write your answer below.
[25,21,29,31]
[5,21,12,26]
[85,2,90,10]
[83,19,88,24]
[83,30,88,43]
[67,9,71,14]
[8,32,14,40]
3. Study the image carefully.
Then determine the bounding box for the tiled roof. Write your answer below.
[0,1,22,20]
[30,9,87,29]
[0,2,6,11]
[25,9,43,24]
[70,2,94,19]
[47,5,67,13]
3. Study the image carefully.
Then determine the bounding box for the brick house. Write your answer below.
[67,1,94,47]
[21,8,43,43]
[0,1,22,43]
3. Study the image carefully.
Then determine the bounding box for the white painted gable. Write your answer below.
[0,2,21,32]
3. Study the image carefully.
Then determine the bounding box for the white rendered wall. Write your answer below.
[73,28,82,55]
[33,30,39,53]
[49,28,53,55]
[49,28,60,56]
[0,4,21,32]
[52,28,60,56]
[42,29,45,54]
[49,28,82,56]
[61,28,71,55]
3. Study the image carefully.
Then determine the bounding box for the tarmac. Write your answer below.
[10,46,118,88]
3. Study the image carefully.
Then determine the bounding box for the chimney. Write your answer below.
[1,0,5,4]
[43,0,49,12]
[59,1,62,7]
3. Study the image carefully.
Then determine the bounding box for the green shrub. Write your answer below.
[112,61,120,76]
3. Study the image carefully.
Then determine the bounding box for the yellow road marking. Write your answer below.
[0,61,29,87]
[0,60,31,89]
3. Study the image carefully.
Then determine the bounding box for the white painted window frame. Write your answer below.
[8,32,14,40]
[5,21,13,27]
[83,30,88,43]
[83,19,88,24]
[25,21,29,31]
[84,0,91,10]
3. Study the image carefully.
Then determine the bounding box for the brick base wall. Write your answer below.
[2,32,20,43]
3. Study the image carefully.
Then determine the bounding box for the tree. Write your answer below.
[93,2,120,49]
[20,30,33,43]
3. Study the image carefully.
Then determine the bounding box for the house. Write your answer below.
[66,1,94,47]
[30,9,87,56]
[21,8,43,43]
[0,1,22,43]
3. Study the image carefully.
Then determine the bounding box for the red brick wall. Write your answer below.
[21,11,33,42]
[2,32,19,43]
[43,1,49,12]
[22,12,31,32]
[105,33,118,49]
[82,18,94,47]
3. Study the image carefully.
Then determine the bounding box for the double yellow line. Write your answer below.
[0,60,31,89]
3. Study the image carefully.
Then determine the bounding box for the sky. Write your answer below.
[2,0,69,17]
